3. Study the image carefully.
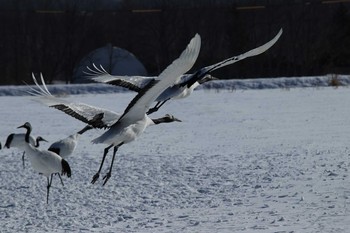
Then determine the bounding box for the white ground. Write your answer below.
[1,84,350,232]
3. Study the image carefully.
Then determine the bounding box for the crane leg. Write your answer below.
[147,100,168,115]
[102,143,123,186]
[46,174,53,204]
[91,144,113,184]
[22,151,25,169]
[57,173,64,186]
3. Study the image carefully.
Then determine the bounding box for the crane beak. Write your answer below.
[173,117,182,122]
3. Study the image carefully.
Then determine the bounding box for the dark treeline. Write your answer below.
[1,0,350,85]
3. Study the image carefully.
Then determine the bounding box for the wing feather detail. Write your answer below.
[181,28,283,87]
[84,63,151,92]
[28,73,120,128]
[117,34,201,124]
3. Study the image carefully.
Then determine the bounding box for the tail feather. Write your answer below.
[61,159,71,178]
[48,147,61,156]
[4,134,14,148]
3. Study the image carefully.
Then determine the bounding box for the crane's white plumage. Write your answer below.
[29,76,180,131]
[29,34,200,185]
[27,74,120,129]
[5,132,47,169]
[87,34,200,184]
[17,122,71,204]
[5,133,45,150]
[25,144,65,177]
[86,29,282,114]
[117,33,200,122]
[48,125,92,158]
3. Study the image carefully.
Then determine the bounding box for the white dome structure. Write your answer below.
[73,44,147,83]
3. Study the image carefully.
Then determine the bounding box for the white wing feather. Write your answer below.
[200,28,283,73]
[85,29,282,93]
[84,63,153,91]
[119,34,201,124]
[29,74,121,128]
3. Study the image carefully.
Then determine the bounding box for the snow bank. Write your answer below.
[2,88,350,232]
[200,74,350,90]
[0,75,349,96]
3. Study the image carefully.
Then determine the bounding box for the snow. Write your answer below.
[1,76,350,232]
[1,74,349,96]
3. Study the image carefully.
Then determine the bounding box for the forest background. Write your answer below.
[1,0,349,84]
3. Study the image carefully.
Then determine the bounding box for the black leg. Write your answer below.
[22,151,25,169]
[91,144,113,184]
[46,174,53,204]
[147,99,170,115]
[146,106,157,115]
[147,101,162,115]
[156,99,169,110]
[102,144,122,186]
[57,173,64,186]
[46,177,49,204]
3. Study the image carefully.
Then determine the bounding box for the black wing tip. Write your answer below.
[91,75,142,93]
[61,159,72,178]
[88,113,107,129]
[108,80,142,92]
[52,104,108,129]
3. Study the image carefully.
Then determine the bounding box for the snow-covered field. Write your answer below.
[1,77,350,232]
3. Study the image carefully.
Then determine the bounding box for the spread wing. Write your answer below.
[181,28,283,87]
[84,63,153,92]
[117,34,201,124]
[28,74,120,129]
